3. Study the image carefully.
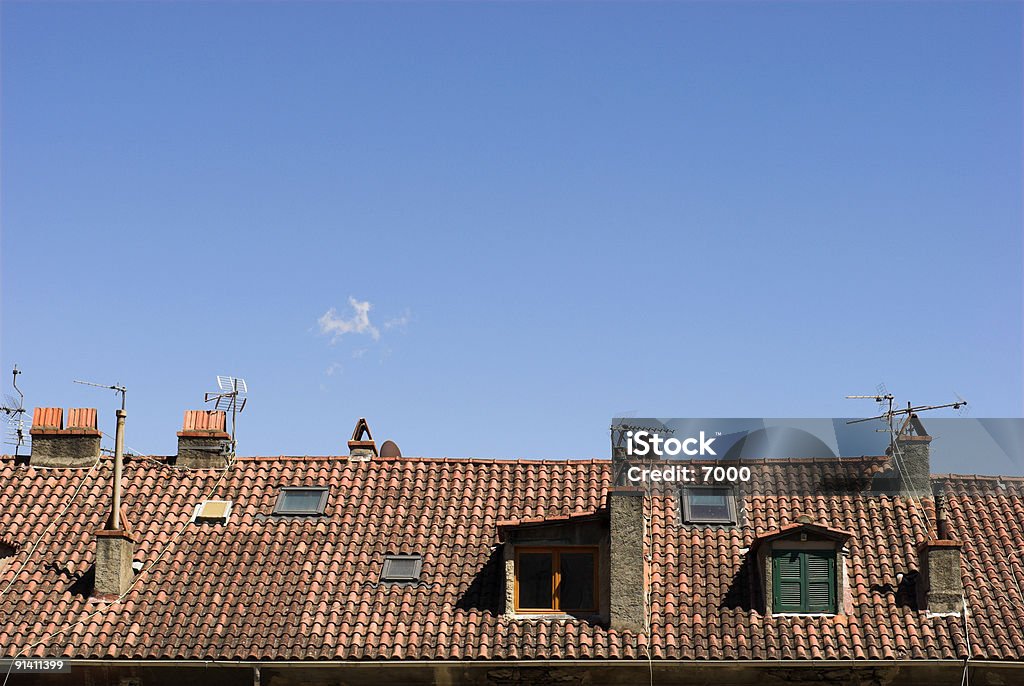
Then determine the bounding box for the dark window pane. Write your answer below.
[518,553,553,609]
[558,552,595,611]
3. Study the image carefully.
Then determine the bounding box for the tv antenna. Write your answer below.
[846,395,967,425]
[845,389,968,443]
[73,378,127,410]
[1,365,30,458]
[204,375,247,457]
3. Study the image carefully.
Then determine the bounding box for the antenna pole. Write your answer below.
[73,379,128,530]
[12,366,23,406]
[231,377,238,457]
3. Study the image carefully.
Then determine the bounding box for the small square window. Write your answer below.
[273,487,329,516]
[681,487,736,524]
[381,554,422,583]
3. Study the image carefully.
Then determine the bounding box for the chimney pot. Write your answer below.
[29,407,100,467]
[348,417,377,459]
[876,414,932,497]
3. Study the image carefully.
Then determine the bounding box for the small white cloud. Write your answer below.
[318,297,380,342]
[384,310,412,331]
[351,348,369,359]
[325,362,343,377]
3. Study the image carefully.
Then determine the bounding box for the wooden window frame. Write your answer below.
[514,546,599,614]
[772,549,837,614]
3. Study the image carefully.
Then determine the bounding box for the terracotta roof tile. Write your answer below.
[181,410,226,433]
[30,407,62,431]
[66,408,97,431]
[0,454,1020,662]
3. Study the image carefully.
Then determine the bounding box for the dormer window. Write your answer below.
[752,521,850,616]
[681,486,736,524]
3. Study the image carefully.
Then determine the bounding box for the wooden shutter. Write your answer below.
[773,551,804,612]
[805,551,836,613]
[773,549,837,613]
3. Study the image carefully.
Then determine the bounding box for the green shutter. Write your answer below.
[805,551,836,613]
[773,550,836,613]
[773,551,804,612]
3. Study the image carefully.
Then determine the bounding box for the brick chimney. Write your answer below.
[175,410,230,469]
[917,486,964,614]
[93,508,135,598]
[608,487,648,632]
[29,407,101,467]
[878,413,932,497]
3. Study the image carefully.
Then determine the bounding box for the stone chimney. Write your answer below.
[608,487,648,632]
[879,413,932,497]
[917,486,964,614]
[93,508,135,598]
[348,417,377,459]
[176,410,230,469]
[29,407,101,467]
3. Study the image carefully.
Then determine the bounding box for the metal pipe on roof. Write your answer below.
[106,408,126,530]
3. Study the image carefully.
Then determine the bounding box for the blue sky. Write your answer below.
[2,2,1021,462]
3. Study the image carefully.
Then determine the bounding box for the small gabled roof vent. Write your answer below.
[191,500,232,523]
[348,417,377,459]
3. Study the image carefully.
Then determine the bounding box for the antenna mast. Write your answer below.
[204,375,248,458]
[74,379,128,530]
[1,365,30,459]
[846,389,968,491]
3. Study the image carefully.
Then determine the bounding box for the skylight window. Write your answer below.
[191,500,232,523]
[681,486,736,524]
[380,554,422,583]
[273,487,330,516]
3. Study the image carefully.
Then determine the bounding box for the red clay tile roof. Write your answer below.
[0,454,1021,662]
